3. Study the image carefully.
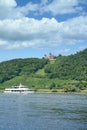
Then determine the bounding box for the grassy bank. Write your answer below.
[1,88,87,94]
[0,75,87,93]
[0,75,76,89]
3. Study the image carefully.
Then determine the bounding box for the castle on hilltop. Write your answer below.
[43,53,55,60]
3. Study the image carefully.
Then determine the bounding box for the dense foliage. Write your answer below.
[45,48,87,80]
[0,58,48,83]
[0,48,87,87]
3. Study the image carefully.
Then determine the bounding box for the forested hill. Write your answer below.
[0,48,87,84]
[45,48,87,80]
[0,58,48,83]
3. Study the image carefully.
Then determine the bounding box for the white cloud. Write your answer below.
[61,16,87,40]
[40,0,86,15]
[0,0,39,19]
[0,0,86,50]
[0,16,87,49]
[0,40,8,45]
[0,0,17,7]
[0,0,86,20]
[41,0,49,5]
[16,2,39,16]
[0,0,18,19]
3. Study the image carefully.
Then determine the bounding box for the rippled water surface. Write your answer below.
[0,93,87,130]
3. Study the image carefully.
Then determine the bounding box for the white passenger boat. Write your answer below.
[4,83,34,94]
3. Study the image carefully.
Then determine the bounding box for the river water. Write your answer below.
[0,93,87,130]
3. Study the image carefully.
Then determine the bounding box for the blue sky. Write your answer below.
[0,0,87,61]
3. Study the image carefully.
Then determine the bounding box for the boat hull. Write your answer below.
[4,83,34,94]
[4,91,34,94]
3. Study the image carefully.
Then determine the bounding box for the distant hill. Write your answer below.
[45,48,87,80]
[0,58,48,83]
[0,48,87,86]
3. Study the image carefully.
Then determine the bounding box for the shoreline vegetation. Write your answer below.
[0,49,87,93]
[0,76,87,94]
[36,89,87,94]
[0,89,87,94]
[0,77,87,94]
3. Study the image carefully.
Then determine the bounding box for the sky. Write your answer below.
[0,0,87,61]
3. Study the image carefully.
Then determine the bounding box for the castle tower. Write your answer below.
[49,53,54,60]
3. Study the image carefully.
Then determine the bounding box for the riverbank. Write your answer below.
[35,89,87,94]
[0,88,87,94]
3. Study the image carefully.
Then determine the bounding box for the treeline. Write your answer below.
[0,48,87,84]
[0,58,48,83]
[45,48,87,80]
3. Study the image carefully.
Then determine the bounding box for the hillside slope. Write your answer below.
[0,48,87,86]
[0,58,48,83]
[45,48,87,80]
